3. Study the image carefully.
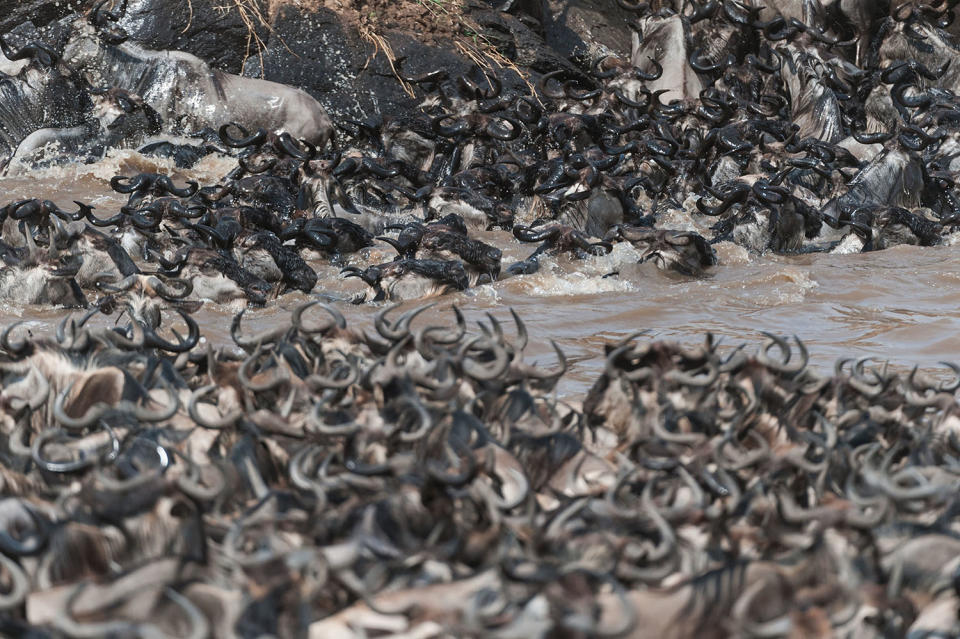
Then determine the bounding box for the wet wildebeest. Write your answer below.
[62,13,333,148]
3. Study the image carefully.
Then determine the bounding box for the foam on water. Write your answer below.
[506,242,651,297]
[6,146,236,186]
[514,270,639,297]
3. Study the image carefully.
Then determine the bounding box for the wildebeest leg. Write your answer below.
[506,237,557,276]
[506,256,541,275]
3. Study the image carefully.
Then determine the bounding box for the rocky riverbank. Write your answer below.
[3,1,960,636]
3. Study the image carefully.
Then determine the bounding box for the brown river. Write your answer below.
[3,149,958,396]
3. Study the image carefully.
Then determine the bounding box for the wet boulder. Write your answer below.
[467,6,584,76]
[109,0,271,73]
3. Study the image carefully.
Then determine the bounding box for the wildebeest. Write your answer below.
[62,18,334,148]
[0,54,90,171]
[629,12,703,103]
[3,87,162,174]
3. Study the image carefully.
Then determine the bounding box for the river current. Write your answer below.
[3,148,957,396]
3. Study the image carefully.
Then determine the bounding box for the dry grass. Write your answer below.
[198,0,530,94]
[208,0,292,70]
[359,25,417,97]
[415,0,532,90]
[219,0,272,69]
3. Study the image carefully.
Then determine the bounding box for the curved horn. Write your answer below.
[376,235,406,256]
[592,55,622,79]
[188,385,243,429]
[635,57,664,81]
[158,175,199,198]
[617,0,650,11]
[853,131,893,144]
[238,155,277,174]
[537,70,567,100]
[688,0,719,23]
[143,308,199,353]
[459,336,509,381]
[238,345,290,392]
[6,200,40,221]
[0,40,59,67]
[279,132,315,161]
[149,276,193,301]
[0,321,30,355]
[52,382,111,429]
[110,174,148,194]
[87,210,124,227]
[292,300,346,334]
[696,186,749,216]
[432,115,469,138]
[689,48,726,73]
[563,79,601,101]
[484,115,523,141]
[218,122,267,148]
[231,309,287,351]
[374,302,435,342]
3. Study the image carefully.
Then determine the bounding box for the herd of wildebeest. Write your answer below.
[3,0,960,636]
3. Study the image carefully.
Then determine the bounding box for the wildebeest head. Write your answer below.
[282,216,374,256]
[380,219,502,284]
[630,12,703,103]
[238,231,318,294]
[606,225,717,276]
[158,248,273,307]
[296,158,359,218]
[776,44,845,143]
[0,221,87,307]
[88,0,130,45]
[95,273,197,329]
[110,172,199,209]
[0,253,87,308]
[380,117,437,173]
[88,87,162,139]
[876,9,960,92]
[65,15,335,149]
[822,148,923,223]
[0,61,91,166]
[342,258,469,303]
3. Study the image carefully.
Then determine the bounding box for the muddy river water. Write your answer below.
[3,149,958,397]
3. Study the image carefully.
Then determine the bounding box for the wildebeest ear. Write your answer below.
[296,184,309,211]
[63,367,124,419]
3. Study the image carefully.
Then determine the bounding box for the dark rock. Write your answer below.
[245,5,472,124]
[112,0,270,73]
[0,0,79,34]
[249,3,579,125]
[495,0,545,24]
[539,0,636,62]
[1,18,74,55]
[243,6,407,123]
[467,7,582,77]
[1,21,44,49]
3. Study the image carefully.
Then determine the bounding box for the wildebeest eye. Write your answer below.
[52,255,83,277]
